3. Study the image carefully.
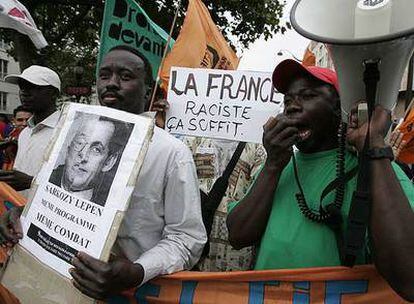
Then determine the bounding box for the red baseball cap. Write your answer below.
[272,59,339,94]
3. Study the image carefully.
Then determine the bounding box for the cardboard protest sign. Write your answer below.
[166,67,284,143]
[1,103,154,304]
[98,0,174,80]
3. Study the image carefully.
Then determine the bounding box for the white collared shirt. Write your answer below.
[14,111,60,177]
[114,126,206,284]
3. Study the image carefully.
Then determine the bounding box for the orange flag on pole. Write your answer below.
[159,0,239,91]
[0,182,26,264]
[302,45,316,67]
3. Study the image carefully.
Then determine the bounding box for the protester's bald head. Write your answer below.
[97,46,153,114]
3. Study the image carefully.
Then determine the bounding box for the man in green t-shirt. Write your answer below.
[227,59,414,301]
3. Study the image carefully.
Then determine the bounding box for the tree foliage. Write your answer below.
[0,0,104,90]
[0,0,287,91]
[144,0,288,49]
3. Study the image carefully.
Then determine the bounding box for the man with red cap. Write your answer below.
[227,59,414,300]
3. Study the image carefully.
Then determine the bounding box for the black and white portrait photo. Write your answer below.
[49,112,134,206]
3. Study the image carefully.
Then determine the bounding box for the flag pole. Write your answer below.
[149,0,182,111]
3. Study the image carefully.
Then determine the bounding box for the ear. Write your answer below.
[332,96,342,119]
[334,108,342,119]
[143,84,152,111]
[101,152,119,172]
[48,87,60,103]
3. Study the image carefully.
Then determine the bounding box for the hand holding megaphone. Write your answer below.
[347,104,391,152]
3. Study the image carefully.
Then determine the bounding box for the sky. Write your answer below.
[237,0,309,72]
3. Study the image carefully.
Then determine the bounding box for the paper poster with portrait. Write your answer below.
[14,103,154,278]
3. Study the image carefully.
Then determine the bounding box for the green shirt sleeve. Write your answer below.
[391,162,414,210]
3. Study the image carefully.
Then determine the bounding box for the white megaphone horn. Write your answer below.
[290,0,414,118]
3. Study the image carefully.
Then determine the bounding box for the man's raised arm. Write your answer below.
[227,115,299,249]
[347,106,414,301]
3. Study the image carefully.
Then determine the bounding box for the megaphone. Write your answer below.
[290,0,414,118]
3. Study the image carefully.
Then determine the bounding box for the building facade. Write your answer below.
[0,40,20,116]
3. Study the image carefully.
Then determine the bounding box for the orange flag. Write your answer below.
[0,182,27,264]
[159,0,239,91]
[3,266,410,303]
[302,45,316,67]
[0,284,20,304]
[397,107,414,163]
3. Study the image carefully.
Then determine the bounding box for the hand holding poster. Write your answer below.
[1,103,154,303]
[166,67,283,143]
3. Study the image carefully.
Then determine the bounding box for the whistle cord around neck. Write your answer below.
[293,122,347,224]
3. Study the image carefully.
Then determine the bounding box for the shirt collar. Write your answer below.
[141,111,156,119]
[28,111,61,132]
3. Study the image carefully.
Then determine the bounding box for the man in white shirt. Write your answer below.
[69,45,206,299]
[0,65,61,194]
[0,46,206,300]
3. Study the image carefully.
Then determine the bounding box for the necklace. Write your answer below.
[293,122,346,225]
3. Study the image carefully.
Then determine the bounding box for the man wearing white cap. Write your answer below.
[0,65,61,193]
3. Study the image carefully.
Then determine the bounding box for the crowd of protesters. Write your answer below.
[0,46,413,302]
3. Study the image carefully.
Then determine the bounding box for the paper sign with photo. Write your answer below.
[18,103,154,278]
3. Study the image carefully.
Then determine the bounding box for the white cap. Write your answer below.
[5,65,61,92]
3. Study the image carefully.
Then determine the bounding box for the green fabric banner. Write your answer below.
[98,0,175,80]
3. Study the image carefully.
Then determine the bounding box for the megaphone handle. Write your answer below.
[343,60,380,267]
[362,60,381,120]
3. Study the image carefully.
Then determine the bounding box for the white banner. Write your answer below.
[19,103,153,278]
[166,67,284,143]
[0,0,47,49]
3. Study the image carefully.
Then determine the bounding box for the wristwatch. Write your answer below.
[366,146,394,161]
